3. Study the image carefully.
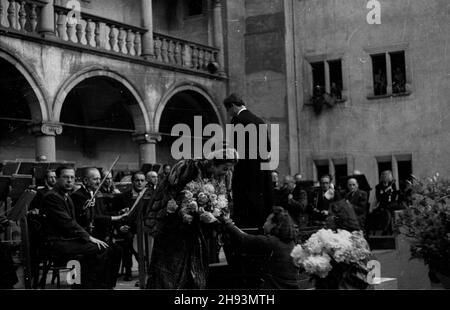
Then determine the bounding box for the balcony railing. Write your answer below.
[0,0,45,35]
[53,5,144,56]
[0,1,223,77]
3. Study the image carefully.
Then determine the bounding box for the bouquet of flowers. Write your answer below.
[166,179,229,225]
[396,174,450,283]
[291,229,372,289]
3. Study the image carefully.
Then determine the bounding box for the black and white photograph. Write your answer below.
[0,0,449,298]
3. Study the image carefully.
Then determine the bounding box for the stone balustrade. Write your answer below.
[0,0,45,34]
[53,4,144,56]
[153,33,220,73]
[1,1,223,76]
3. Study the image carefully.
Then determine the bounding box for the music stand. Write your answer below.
[141,164,153,174]
[1,161,20,176]
[0,176,11,202]
[10,175,33,206]
[152,164,162,173]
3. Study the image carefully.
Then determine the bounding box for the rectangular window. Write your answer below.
[310,59,343,101]
[397,160,412,183]
[328,60,343,100]
[311,62,325,90]
[371,50,408,97]
[371,54,387,96]
[390,51,406,94]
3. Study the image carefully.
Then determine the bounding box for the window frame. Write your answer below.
[304,53,347,105]
[364,43,412,100]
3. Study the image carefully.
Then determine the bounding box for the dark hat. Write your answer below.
[223,93,245,107]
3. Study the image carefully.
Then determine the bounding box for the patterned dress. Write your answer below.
[144,160,226,289]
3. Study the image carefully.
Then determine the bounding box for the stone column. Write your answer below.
[141,0,154,59]
[133,133,161,167]
[39,0,55,38]
[212,0,225,75]
[29,122,63,162]
[324,60,331,93]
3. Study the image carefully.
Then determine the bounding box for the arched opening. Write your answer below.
[157,90,221,165]
[57,76,142,171]
[0,58,41,162]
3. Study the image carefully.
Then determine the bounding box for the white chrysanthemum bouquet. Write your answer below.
[291,229,372,289]
[167,179,229,224]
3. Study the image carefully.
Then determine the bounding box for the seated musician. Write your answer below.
[112,171,152,281]
[40,166,113,289]
[71,167,127,288]
[100,171,121,195]
[0,215,18,289]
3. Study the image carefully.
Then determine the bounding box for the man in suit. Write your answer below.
[345,178,368,232]
[71,168,127,288]
[311,175,336,224]
[40,166,112,289]
[29,170,57,213]
[223,93,273,228]
[146,171,158,192]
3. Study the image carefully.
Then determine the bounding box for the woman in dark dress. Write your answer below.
[144,150,237,289]
[218,207,300,289]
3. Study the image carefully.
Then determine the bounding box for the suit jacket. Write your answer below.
[230,110,273,228]
[41,187,90,242]
[345,190,368,219]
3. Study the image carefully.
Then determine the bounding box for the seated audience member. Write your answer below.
[345,178,369,231]
[369,170,399,235]
[71,168,127,288]
[218,207,300,289]
[310,175,336,223]
[285,177,309,228]
[112,171,152,281]
[40,166,112,289]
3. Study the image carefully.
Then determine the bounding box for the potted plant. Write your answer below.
[396,174,450,289]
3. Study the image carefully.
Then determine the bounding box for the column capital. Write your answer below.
[29,122,63,136]
[212,0,223,7]
[132,132,162,144]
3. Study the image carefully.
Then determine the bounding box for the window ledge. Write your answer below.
[367,91,412,100]
[304,98,347,107]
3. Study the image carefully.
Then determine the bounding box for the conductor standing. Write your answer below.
[223,93,273,229]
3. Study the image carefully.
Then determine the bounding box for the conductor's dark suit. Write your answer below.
[230,109,273,228]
